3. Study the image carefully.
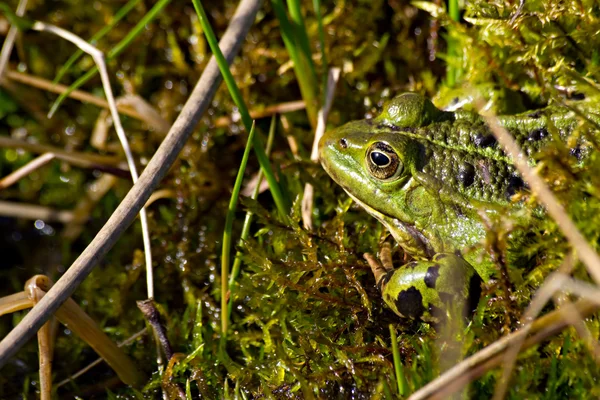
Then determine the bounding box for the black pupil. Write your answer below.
[371,151,390,166]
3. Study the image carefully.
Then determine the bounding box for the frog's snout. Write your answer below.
[318,128,345,166]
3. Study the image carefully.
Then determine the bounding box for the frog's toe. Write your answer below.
[378,242,394,271]
[364,252,393,293]
[364,241,397,292]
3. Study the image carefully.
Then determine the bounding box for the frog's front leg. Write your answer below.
[364,248,482,322]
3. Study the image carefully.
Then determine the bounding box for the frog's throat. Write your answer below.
[345,192,435,258]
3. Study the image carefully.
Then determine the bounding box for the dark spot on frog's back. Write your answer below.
[413,141,428,171]
[474,133,497,148]
[528,128,548,142]
[506,176,526,199]
[571,146,585,161]
[458,163,475,187]
[424,265,441,289]
[527,110,543,119]
[395,287,425,319]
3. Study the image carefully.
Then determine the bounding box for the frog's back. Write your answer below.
[373,94,589,204]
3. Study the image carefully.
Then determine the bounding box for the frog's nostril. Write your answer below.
[339,138,348,149]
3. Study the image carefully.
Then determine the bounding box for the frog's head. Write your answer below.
[319,118,423,220]
[319,115,442,258]
[319,94,442,216]
[319,93,468,257]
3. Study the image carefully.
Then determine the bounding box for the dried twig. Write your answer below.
[0,0,28,78]
[116,94,170,134]
[213,99,305,127]
[137,299,173,360]
[302,67,340,230]
[2,70,146,121]
[28,20,155,298]
[4,70,303,131]
[0,136,125,172]
[0,200,74,223]
[0,153,55,190]
[492,255,575,399]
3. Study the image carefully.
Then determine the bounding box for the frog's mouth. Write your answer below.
[345,191,435,259]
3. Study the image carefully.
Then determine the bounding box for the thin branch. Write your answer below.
[2,70,146,121]
[0,136,129,177]
[29,20,155,299]
[116,94,170,134]
[145,189,176,208]
[213,99,305,127]
[302,67,340,230]
[25,275,146,387]
[4,69,303,131]
[0,200,74,223]
[492,274,568,400]
[0,0,28,78]
[0,153,55,190]
[0,0,264,369]
[0,292,33,315]
[137,300,173,360]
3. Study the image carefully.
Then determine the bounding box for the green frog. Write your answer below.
[319,92,595,322]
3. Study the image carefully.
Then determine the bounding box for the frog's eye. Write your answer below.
[366,142,403,181]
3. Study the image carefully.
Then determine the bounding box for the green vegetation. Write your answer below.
[1,0,600,398]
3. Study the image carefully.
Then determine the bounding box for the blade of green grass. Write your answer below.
[446,0,460,87]
[220,121,256,335]
[53,0,142,85]
[186,379,192,400]
[48,0,171,117]
[226,114,277,322]
[389,324,407,396]
[192,0,289,219]
[312,0,328,105]
[448,0,460,22]
[0,4,33,31]
[287,0,318,81]
[271,0,319,128]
